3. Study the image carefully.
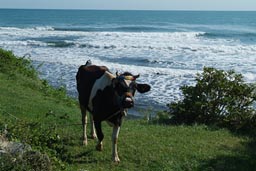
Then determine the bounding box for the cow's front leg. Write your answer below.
[112,126,121,163]
[94,121,104,151]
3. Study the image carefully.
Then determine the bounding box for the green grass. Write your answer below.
[0,48,256,171]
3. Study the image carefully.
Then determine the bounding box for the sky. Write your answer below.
[1,0,256,11]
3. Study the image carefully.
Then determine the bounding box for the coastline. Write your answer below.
[1,9,256,112]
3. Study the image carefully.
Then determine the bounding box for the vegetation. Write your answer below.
[0,48,79,170]
[0,49,37,78]
[168,67,256,133]
[0,49,256,170]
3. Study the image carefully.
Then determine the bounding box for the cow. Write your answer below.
[76,60,151,163]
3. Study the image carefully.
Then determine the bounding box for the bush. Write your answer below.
[0,48,37,78]
[0,117,68,170]
[168,67,256,132]
[0,150,52,171]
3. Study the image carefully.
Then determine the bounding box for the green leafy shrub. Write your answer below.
[151,111,172,125]
[168,67,256,132]
[0,48,37,78]
[0,151,52,171]
[0,117,68,170]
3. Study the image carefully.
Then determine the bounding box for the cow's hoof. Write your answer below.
[91,134,97,139]
[96,143,103,151]
[112,156,120,164]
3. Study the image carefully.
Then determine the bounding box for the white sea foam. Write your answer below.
[1,26,256,110]
[33,26,55,31]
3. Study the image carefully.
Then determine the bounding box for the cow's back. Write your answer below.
[76,65,109,110]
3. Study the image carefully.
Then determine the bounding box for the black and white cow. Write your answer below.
[76,60,150,163]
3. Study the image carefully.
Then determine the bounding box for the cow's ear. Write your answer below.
[136,83,151,93]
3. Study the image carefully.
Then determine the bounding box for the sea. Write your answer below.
[0,9,256,115]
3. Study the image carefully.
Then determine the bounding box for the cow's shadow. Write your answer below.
[58,134,101,164]
[69,149,97,164]
[65,132,114,164]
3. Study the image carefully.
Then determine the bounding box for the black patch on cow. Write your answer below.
[91,86,120,121]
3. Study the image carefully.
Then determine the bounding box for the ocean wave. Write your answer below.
[113,25,172,32]
[101,57,190,69]
[33,26,55,31]
[0,26,55,31]
[54,25,175,32]
[0,26,203,39]
[198,32,256,43]
[54,27,96,32]
[100,57,150,66]
[45,42,116,49]
[46,41,76,48]
[198,32,256,38]
[1,25,256,44]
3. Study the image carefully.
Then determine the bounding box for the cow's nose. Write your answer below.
[125,97,133,102]
[122,94,134,108]
[125,96,133,103]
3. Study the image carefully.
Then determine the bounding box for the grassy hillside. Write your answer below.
[0,49,255,171]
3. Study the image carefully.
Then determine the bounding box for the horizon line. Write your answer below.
[0,7,256,12]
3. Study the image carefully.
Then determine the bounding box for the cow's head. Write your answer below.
[112,72,151,108]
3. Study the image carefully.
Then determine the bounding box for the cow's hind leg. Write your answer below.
[80,105,88,146]
[89,114,97,139]
[94,121,104,151]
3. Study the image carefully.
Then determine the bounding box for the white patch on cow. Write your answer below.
[88,71,115,111]
[124,79,132,87]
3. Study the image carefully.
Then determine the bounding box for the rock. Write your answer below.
[5,142,32,156]
[0,134,31,156]
[0,134,52,171]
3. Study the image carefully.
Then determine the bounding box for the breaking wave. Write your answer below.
[198,32,256,43]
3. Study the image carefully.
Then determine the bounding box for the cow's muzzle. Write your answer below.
[122,94,134,108]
